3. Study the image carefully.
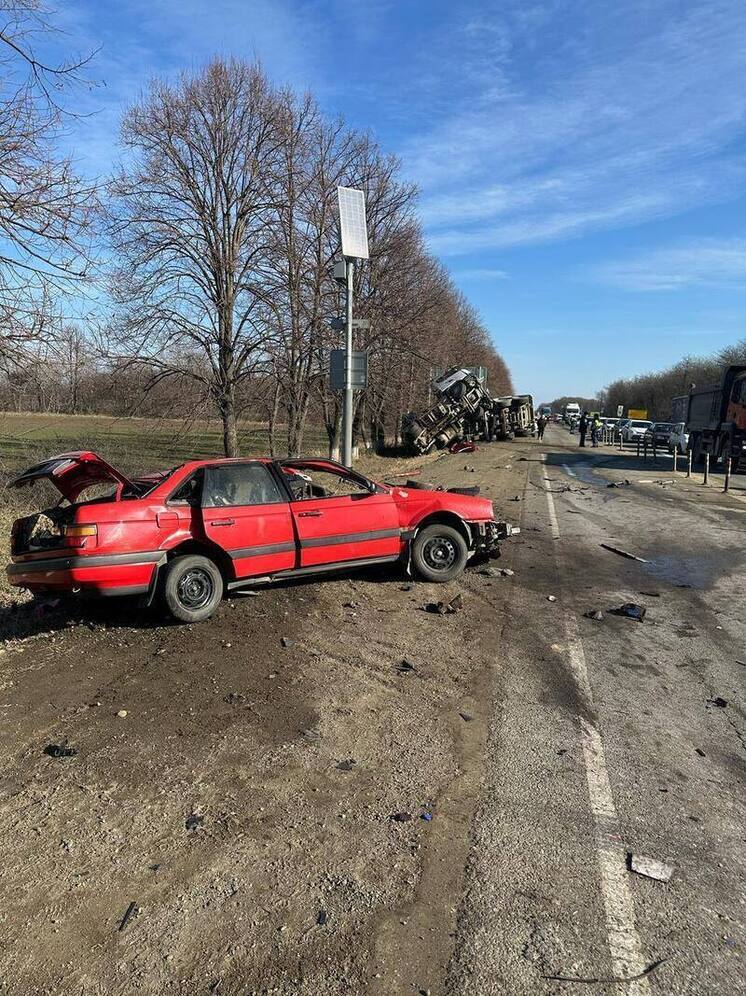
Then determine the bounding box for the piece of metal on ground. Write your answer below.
[629,854,675,882]
[724,456,731,493]
[600,543,649,563]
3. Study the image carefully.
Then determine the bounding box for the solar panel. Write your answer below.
[337,186,369,260]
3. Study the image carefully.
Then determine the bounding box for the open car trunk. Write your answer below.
[10,506,76,556]
[8,451,135,503]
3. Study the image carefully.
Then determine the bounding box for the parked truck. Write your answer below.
[685,365,746,469]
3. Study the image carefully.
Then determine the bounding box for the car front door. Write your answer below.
[281,461,401,569]
[201,462,296,579]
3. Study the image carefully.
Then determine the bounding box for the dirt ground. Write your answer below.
[0,431,743,995]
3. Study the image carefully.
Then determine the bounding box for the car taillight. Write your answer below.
[64,524,98,538]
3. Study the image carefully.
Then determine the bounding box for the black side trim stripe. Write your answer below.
[301,528,401,548]
[7,550,165,575]
[228,541,296,560]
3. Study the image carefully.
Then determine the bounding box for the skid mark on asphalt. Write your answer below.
[542,455,651,995]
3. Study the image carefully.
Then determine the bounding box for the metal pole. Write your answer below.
[704,452,709,485]
[687,448,692,478]
[724,456,731,493]
[673,448,678,474]
[342,258,354,467]
[637,438,641,460]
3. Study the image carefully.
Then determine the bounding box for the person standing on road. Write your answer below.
[537,414,548,440]
[579,410,589,447]
[591,414,601,447]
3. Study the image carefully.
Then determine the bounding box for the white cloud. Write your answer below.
[404,1,746,254]
[455,267,509,280]
[591,239,746,291]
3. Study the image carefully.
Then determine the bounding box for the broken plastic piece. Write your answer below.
[629,854,674,882]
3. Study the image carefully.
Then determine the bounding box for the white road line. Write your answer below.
[562,462,577,478]
[541,455,651,994]
[542,465,561,540]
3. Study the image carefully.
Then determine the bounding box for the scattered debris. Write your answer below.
[336,759,357,771]
[224,692,246,704]
[449,439,476,454]
[118,901,139,932]
[116,710,128,718]
[606,479,631,488]
[463,464,476,472]
[390,812,412,823]
[736,660,746,667]
[584,610,604,621]
[459,712,474,722]
[547,595,557,602]
[280,637,293,648]
[639,591,660,597]
[509,495,521,502]
[609,603,646,622]
[500,568,515,577]
[477,566,499,577]
[185,813,204,831]
[343,601,360,609]
[600,543,649,563]
[43,743,76,759]
[400,584,414,591]
[423,593,463,615]
[695,748,706,757]
[397,658,417,674]
[707,696,728,709]
[420,812,433,822]
[629,854,675,883]
[316,909,328,926]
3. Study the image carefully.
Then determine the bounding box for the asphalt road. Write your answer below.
[0,428,743,995]
[444,425,745,996]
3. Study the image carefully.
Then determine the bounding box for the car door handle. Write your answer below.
[209,518,235,526]
[298,510,323,517]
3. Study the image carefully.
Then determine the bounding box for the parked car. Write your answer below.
[7,451,516,622]
[643,422,675,448]
[621,419,652,442]
[668,422,689,454]
[616,418,631,439]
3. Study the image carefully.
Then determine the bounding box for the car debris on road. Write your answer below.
[629,854,675,882]
[610,603,647,621]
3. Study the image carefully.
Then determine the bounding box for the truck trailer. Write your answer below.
[686,365,746,469]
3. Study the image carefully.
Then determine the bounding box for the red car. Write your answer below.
[7,452,516,622]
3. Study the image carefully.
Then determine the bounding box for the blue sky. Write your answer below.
[49,0,746,401]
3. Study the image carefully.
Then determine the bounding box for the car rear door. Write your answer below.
[283,461,401,569]
[201,462,296,578]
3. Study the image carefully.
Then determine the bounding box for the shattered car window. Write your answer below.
[203,463,285,507]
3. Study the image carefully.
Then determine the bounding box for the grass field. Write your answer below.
[0,411,331,480]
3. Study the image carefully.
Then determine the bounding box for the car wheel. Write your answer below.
[163,554,223,623]
[411,524,469,583]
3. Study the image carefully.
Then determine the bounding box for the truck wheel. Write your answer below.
[163,554,223,623]
[411,524,469,583]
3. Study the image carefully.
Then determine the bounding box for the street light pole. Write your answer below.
[342,258,355,467]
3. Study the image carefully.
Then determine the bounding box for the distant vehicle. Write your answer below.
[668,423,689,455]
[643,422,675,448]
[621,419,652,442]
[671,395,688,424]
[686,365,746,469]
[7,452,516,622]
[539,405,552,418]
[564,402,581,420]
[615,417,631,438]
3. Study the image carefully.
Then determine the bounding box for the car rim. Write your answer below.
[177,567,214,610]
[422,535,457,572]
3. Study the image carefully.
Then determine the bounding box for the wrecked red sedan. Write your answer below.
[7,452,516,622]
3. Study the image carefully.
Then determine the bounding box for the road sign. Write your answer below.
[616,405,624,417]
[628,408,648,419]
[337,187,369,260]
[329,317,370,331]
[330,349,368,390]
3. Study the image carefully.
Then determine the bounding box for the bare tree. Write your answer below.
[107,59,284,456]
[0,2,98,371]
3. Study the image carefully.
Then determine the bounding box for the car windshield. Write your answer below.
[631,421,651,428]
[653,423,673,431]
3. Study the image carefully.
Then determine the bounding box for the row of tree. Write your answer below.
[599,340,746,420]
[543,339,746,420]
[0,7,513,457]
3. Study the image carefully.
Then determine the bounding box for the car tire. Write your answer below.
[163,554,223,623]
[411,524,469,583]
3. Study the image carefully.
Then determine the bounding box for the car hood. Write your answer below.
[7,451,135,502]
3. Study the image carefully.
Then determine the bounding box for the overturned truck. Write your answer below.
[402,368,534,454]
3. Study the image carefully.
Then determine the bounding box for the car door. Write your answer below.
[201,462,296,578]
[282,461,401,569]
